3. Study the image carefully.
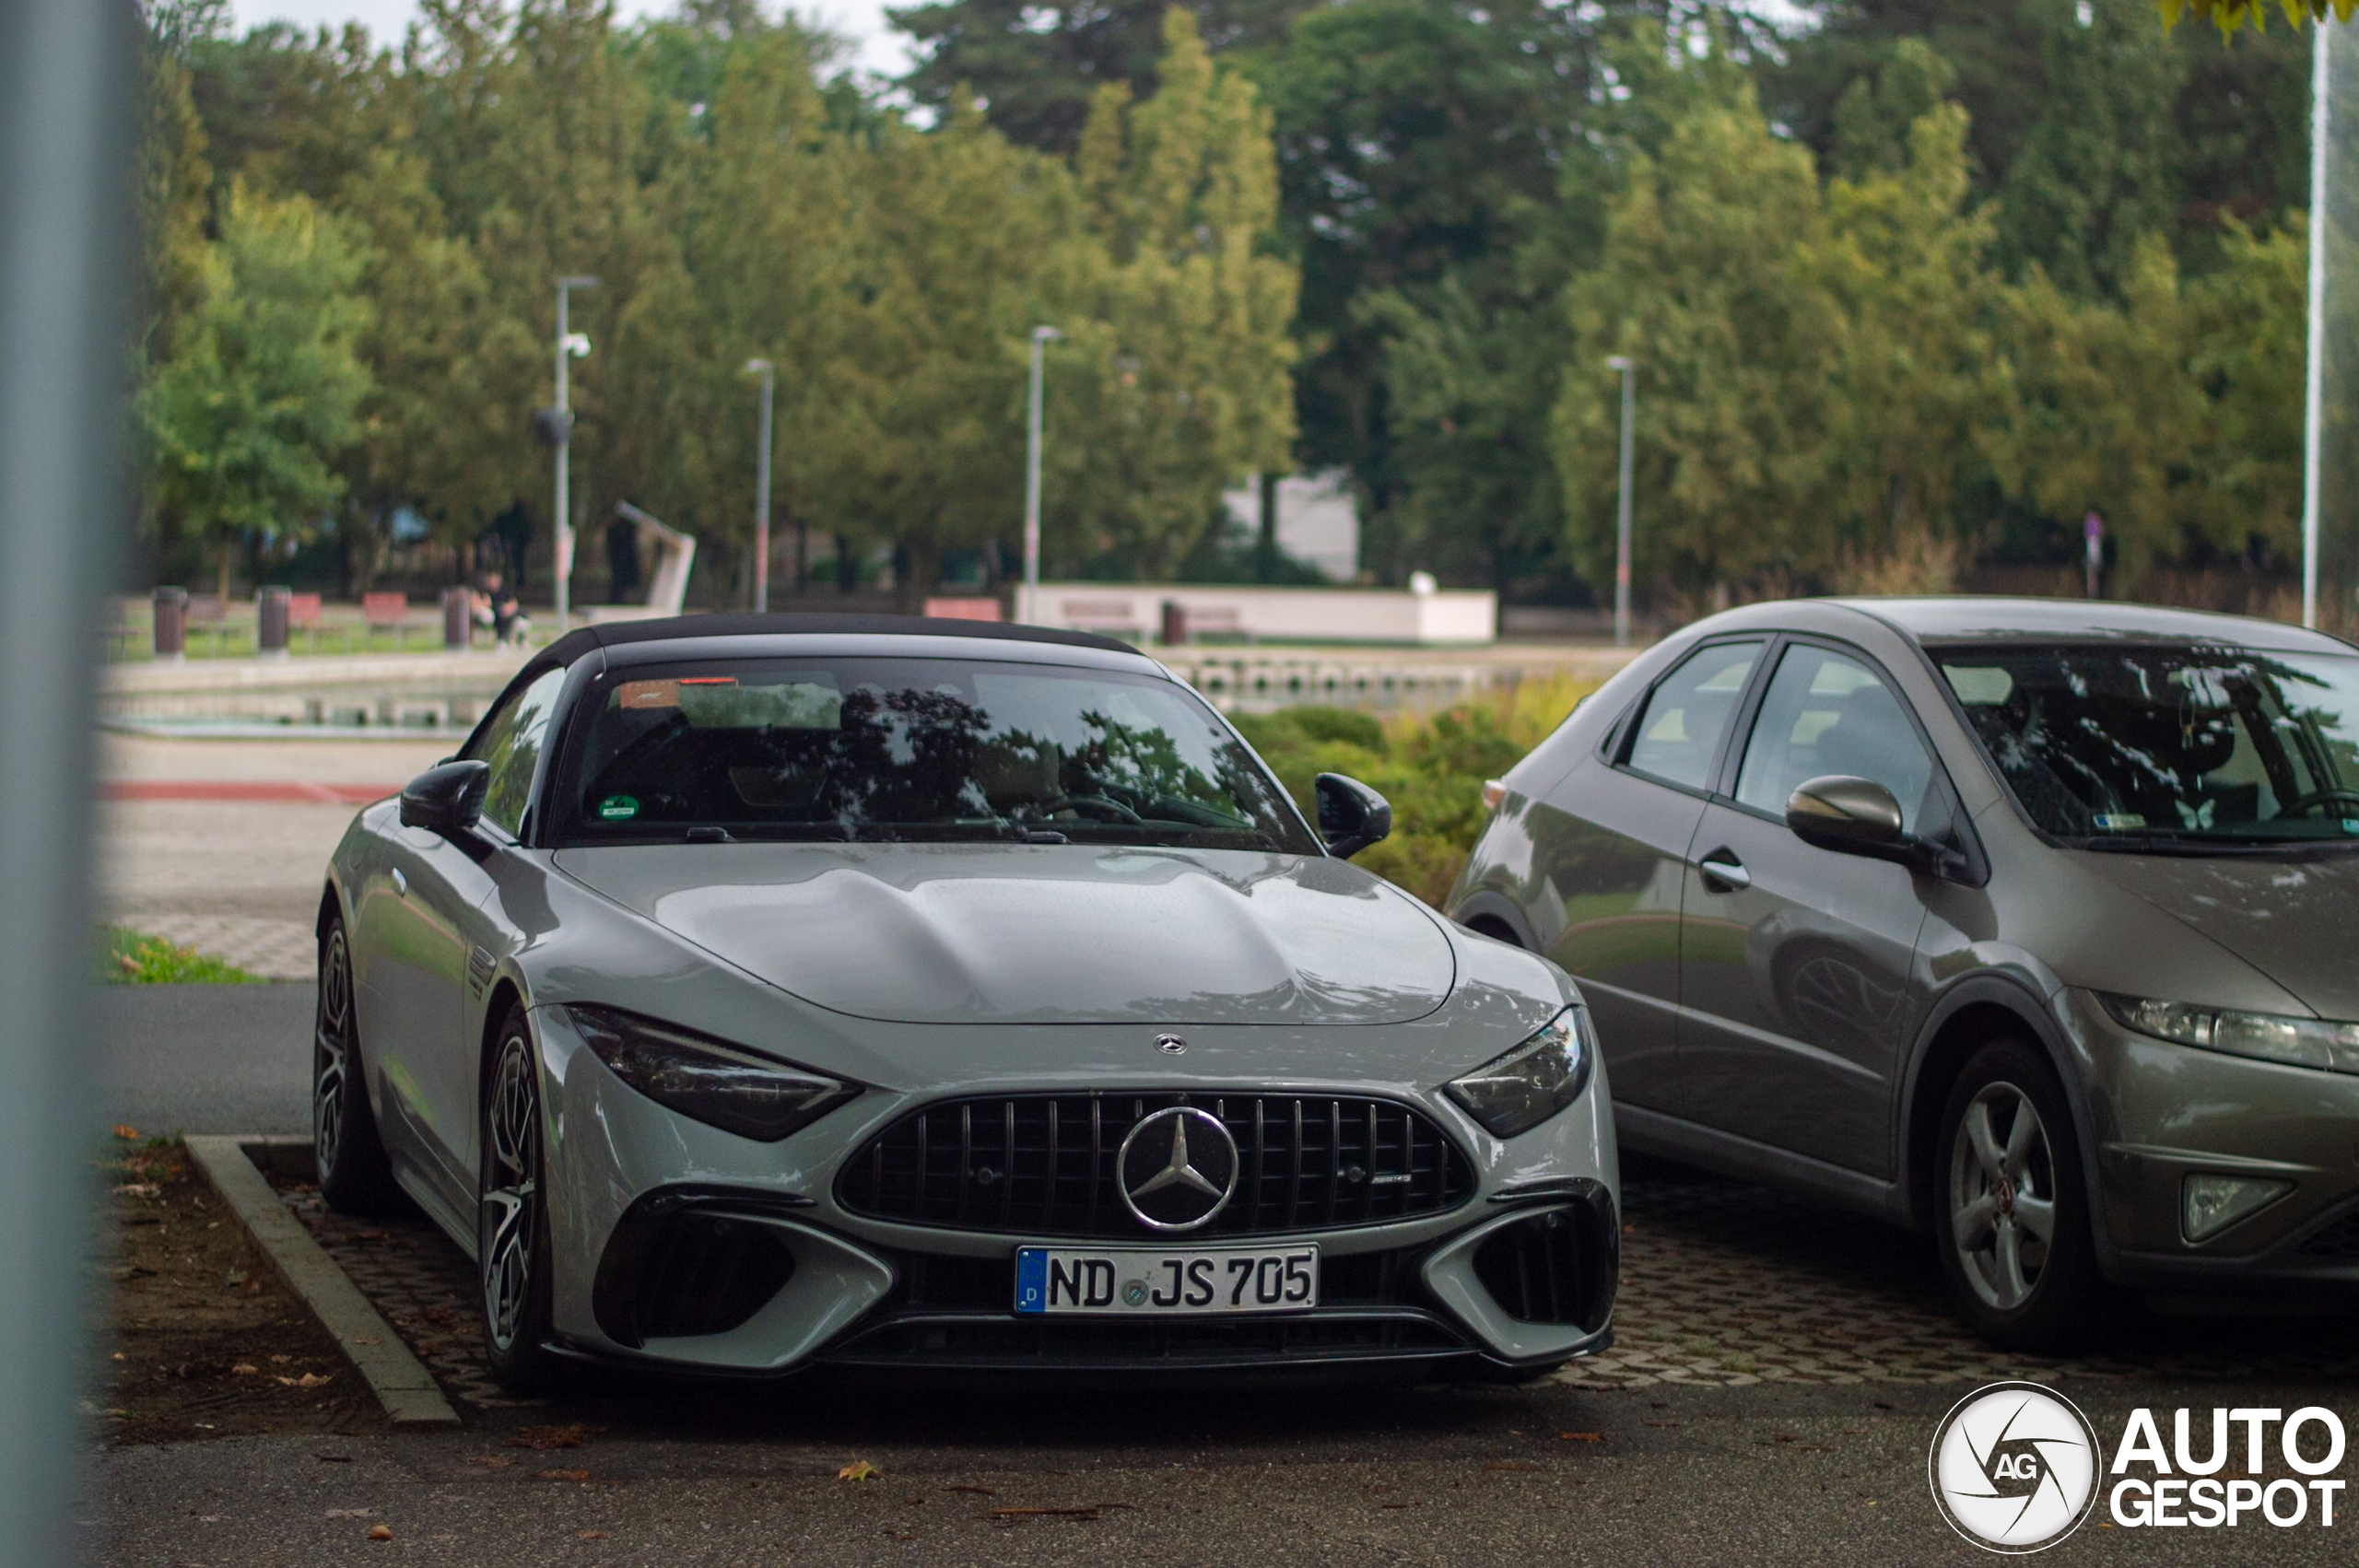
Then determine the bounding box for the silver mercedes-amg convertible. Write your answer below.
[312,614,1615,1389]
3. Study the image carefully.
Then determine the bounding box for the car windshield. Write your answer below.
[1933,642,2359,849]
[552,655,1318,853]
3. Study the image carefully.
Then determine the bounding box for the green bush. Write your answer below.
[100,926,264,985]
[1231,676,1594,907]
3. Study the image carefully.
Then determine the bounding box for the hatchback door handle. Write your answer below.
[391,868,408,897]
[1697,853,1750,892]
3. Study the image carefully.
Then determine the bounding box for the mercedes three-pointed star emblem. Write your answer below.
[1115,1106,1239,1232]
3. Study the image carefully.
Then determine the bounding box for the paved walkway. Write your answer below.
[96,733,445,980]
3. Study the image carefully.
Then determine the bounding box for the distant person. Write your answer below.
[606,514,642,603]
[475,569,529,647]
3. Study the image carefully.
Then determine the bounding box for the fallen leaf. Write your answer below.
[111,1352,124,1363]
[367,1524,393,1540]
[578,1530,609,1540]
[113,1183,159,1198]
[839,1459,881,1482]
[112,1126,140,1140]
[464,1456,513,1470]
[946,1484,996,1496]
[276,1373,334,1389]
[536,1469,591,1482]
[269,1354,292,1364]
[325,1509,375,1519]
[1557,1432,1604,1443]
[230,1364,258,1376]
[883,1528,917,1542]
[506,1423,598,1450]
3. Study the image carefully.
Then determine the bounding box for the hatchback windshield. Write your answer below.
[552,656,1316,853]
[1933,642,2359,848]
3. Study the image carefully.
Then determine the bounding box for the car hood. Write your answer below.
[2079,851,2359,1021]
[549,843,1458,1027]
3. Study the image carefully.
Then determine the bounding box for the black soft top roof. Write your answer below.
[542,613,1137,666]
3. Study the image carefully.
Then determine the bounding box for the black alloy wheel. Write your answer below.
[479,1007,561,1393]
[314,920,399,1212]
[1934,1039,2106,1352]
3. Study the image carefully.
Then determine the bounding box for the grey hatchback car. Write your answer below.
[1449,597,2359,1348]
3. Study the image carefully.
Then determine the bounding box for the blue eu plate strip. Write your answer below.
[1015,1247,1047,1315]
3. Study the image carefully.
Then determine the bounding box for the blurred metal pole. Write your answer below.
[744,358,774,613]
[1022,325,1061,618]
[0,0,133,1562]
[552,275,597,635]
[2304,18,2330,631]
[1606,356,1636,648]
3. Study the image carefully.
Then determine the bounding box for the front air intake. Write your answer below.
[1473,1205,1615,1332]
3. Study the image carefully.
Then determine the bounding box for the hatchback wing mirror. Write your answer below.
[401,759,490,836]
[1785,774,1917,863]
[1315,772,1391,860]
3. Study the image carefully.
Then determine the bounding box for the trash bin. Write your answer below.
[442,586,472,650]
[256,586,290,658]
[151,586,186,661]
[1161,599,1188,647]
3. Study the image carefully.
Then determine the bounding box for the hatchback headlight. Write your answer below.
[2099,993,2359,1075]
[567,1004,861,1141]
[1445,1007,1595,1139]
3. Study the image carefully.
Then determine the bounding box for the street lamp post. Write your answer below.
[552,275,598,635]
[2302,18,2330,630]
[1022,325,1062,619]
[744,358,774,613]
[1606,356,1637,648]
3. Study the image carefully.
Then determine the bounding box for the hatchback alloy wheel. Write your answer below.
[1947,1080,2057,1313]
[313,930,354,1179]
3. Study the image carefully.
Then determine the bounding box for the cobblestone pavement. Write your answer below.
[264,1155,2359,1422]
[133,913,317,980]
[270,1179,534,1412]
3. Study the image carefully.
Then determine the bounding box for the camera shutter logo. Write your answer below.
[1928,1382,2100,1552]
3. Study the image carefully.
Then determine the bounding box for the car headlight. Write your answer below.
[2099,993,2359,1074]
[567,1004,861,1141]
[1444,1007,1595,1139]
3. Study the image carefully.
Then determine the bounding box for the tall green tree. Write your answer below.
[1062,6,1297,578]
[1554,74,1843,597]
[892,0,1315,155]
[144,182,374,598]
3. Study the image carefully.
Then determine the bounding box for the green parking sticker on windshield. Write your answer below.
[597,794,640,822]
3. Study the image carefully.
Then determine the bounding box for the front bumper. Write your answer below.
[531,1004,1619,1374]
[2065,988,2359,1293]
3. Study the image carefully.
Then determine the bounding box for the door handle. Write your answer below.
[392,868,408,897]
[1696,853,1750,892]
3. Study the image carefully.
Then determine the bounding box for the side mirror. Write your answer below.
[1786,774,1914,863]
[401,760,490,836]
[1315,772,1391,860]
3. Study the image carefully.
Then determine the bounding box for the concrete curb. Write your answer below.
[183,1135,462,1429]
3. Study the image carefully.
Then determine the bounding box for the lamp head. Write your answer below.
[1605,355,1632,372]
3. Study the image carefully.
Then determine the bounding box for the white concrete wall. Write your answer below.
[1013,583,1496,645]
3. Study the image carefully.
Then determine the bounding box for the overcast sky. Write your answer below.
[225,0,917,78]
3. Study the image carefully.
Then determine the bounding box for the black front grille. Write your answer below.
[1473,1206,1615,1332]
[836,1092,1474,1239]
[592,1190,802,1348]
[2295,1212,2359,1260]
[823,1313,1470,1369]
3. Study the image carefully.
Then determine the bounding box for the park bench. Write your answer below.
[185,592,227,655]
[362,591,409,650]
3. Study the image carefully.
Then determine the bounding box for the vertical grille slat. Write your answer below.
[838,1091,1474,1239]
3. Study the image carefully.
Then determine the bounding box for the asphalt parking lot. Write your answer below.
[88,735,2359,1564]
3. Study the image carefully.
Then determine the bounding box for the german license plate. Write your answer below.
[1015,1244,1319,1316]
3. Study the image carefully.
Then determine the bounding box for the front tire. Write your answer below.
[1934,1040,2104,1351]
[314,920,400,1213]
[479,1009,561,1394]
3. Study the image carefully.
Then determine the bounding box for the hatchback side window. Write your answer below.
[1735,646,1934,831]
[467,667,567,837]
[1621,641,1764,790]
